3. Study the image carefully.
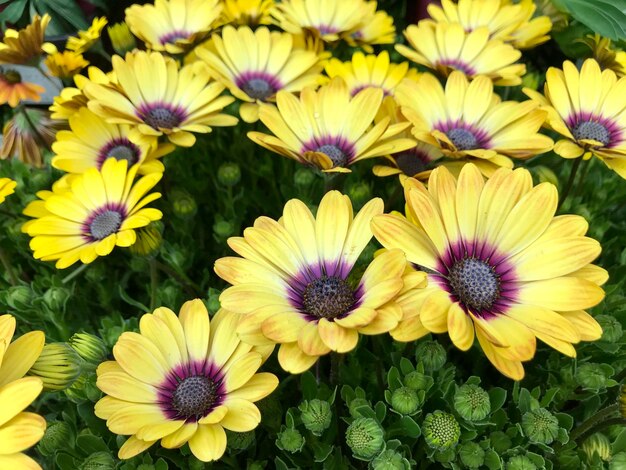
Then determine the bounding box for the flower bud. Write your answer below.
[349,397,371,418]
[107,23,136,55]
[490,431,512,454]
[276,427,305,453]
[505,455,537,470]
[69,332,108,365]
[575,363,612,389]
[403,371,431,391]
[521,71,541,91]
[206,288,222,314]
[422,411,460,451]
[611,452,626,470]
[226,430,255,450]
[454,384,490,421]
[217,162,241,187]
[43,286,70,311]
[29,343,83,391]
[347,182,372,207]
[80,451,116,470]
[171,189,197,218]
[533,165,559,188]
[128,223,162,257]
[521,408,559,445]
[6,285,33,310]
[299,398,332,436]
[37,421,72,457]
[581,433,611,462]
[390,386,421,415]
[213,219,236,240]
[458,442,485,469]
[294,168,315,187]
[415,341,446,371]
[345,418,384,460]
[597,314,622,343]
[371,449,410,470]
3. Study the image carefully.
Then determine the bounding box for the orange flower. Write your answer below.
[0,69,44,107]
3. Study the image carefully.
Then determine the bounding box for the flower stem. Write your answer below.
[573,417,626,444]
[557,157,582,210]
[62,263,89,284]
[149,258,158,309]
[0,246,18,285]
[154,259,201,298]
[330,352,342,386]
[570,403,619,442]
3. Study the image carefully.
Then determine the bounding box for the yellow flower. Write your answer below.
[579,34,626,77]
[52,107,173,176]
[0,14,55,65]
[0,314,46,469]
[0,178,16,204]
[372,164,606,380]
[196,26,324,122]
[22,158,163,269]
[66,17,108,54]
[85,51,238,147]
[49,66,112,120]
[125,0,222,54]
[325,51,419,97]
[216,191,415,373]
[44,51,89,79]
[248,77,415,172]
[95,300,278,462]
[220,0,274,27]
[344,5,396,52]
[524,59,626,179]
[107,22,137,56]
[395,72,553,176]
[0,69,44,107]
[425,0,551,50]
[396,22,526,86]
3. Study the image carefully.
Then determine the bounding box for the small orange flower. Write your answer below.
[0,69,44,107]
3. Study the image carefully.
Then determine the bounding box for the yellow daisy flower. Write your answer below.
[579,34,626,78]
[22,158,163,269]
[248,77,415,172]
[220,0,274,27]
[95,300,278,462]
[344,6,396,52]
[372,164,606,380]
[524,59,626,179]
[396,22,526,86]
[0,314,46,469]
[49,66,112,120]
[85,51,238,147]
[325,51,419,98]
[215,191,414,373]
[125,0,222,55]
[425,0,551,50]
[196,26,324,123]
[44,50,89,79]
[0,178,16,204]
[66,17,108,54]
[0,69,44,107]
[52,107,173,176]
[107,22,137,56]
[395,72,553,177]
[0,14,55,65]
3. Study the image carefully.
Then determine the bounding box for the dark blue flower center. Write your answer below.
[448,258,500,311]
[447,128,478,151]
[106,144,138,164]
[242,78,275,100]
[316,144,347,167]
[172,376,218,420]
[572,120,610,146]
[89,210,122,240]
[143,106,183,130]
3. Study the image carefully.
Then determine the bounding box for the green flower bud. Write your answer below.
[43,286,70,311]
[226,430,255,450]
[37,421,72,457]
[293,167,315,187]
[505,455,537,470]
[206,288,222,314]
[345,418,384,460]
[597,314,622,342]
[213,219,236,239]
[6,285,33,310]
[422,411,460,451]
[299,399,332,436]
[391,386,420,415]
[29,343,83,391]
[128,223,162,257]
[403,371,430,391]
[371,449,410,470]
[349,397,372,418]
[347,182,372,207]
[521,408,559,445]
[80,451,116,470]
[610,452,626,470]
[107,23,136,55]
[276,427,305,453]
[217,162,241,186]
[521,71,540,91]
[575,363,611,389]
[581,433,611,462]
[458,442,485,469]
[489,431,512,453]
[433,448,456,464]
[454,384,491,421]
[69,332,108,365]
[415,341,446,371]
[171,189,197,218]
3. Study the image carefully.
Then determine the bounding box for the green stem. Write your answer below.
[573,157,592,198]
[574,417,626,444]
[614,367,626,383]
[330,352,342,386]
[570,403,619,442]
[155,260,201,298]
[557,158,582,210]
[0,246,18,285]
[149,258,158,309]
[371,337,385,393]
[62,263,89,284]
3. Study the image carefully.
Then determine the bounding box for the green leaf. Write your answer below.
[390,416,421,438]
[555,412,574,431]
[375,401,387,423]
[517,388,533,414]
[540,388,560,408]
[399,357,414,376]
[301,371,318,400]
[387,367,402,389]
[39,0,88,30]
[274,457,291,470]
[489,388,507,413]
[612,428,626,454]
[483,449,502,470]
[312,442,334,462]
[55,453,79,470]
[75,435,109,455]
[0,0,27,24]
[560,0,626,40]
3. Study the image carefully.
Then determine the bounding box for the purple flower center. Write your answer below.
[572,120,610,146]
[446,128,479,151]
[89,210,122,240]
[316,144,347,167]
[447,258,500,311]
[303,275,354,320]
[241,78,275,100]
[99,138,140,167]
[140,104,186,130]
[394,151,428,175]
[171,376,219,420]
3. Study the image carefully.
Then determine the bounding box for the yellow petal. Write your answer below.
[447,303,474,351]
[317,319,359,353]
[188,424,227,462]
[277,342,318,373]
[220,399,261,432]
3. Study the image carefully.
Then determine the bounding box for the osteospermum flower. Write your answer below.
[49,66,111,120]
[66,17,108,54]
[85,51,237,147]
[524,59,626,179]
[396,22,525,86]
[0,14,55,65]
[372,164,606,380]
[0,178,16,204]
[44,50,89,79]
[580,34,626,78]
[125,0,222,54]
[95,300,278,461]
[395,72,553,176]
[215,191,412,373]
[0,314,46,469]
[0,69,44,107]
[220,0,274,27]
[22,158,163,268]
[196,26,324,122]
[52,108,173,176]
[325,51,419,97]
[344,6,395,52]
[248,78,415,172]
[425,0,552,50]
